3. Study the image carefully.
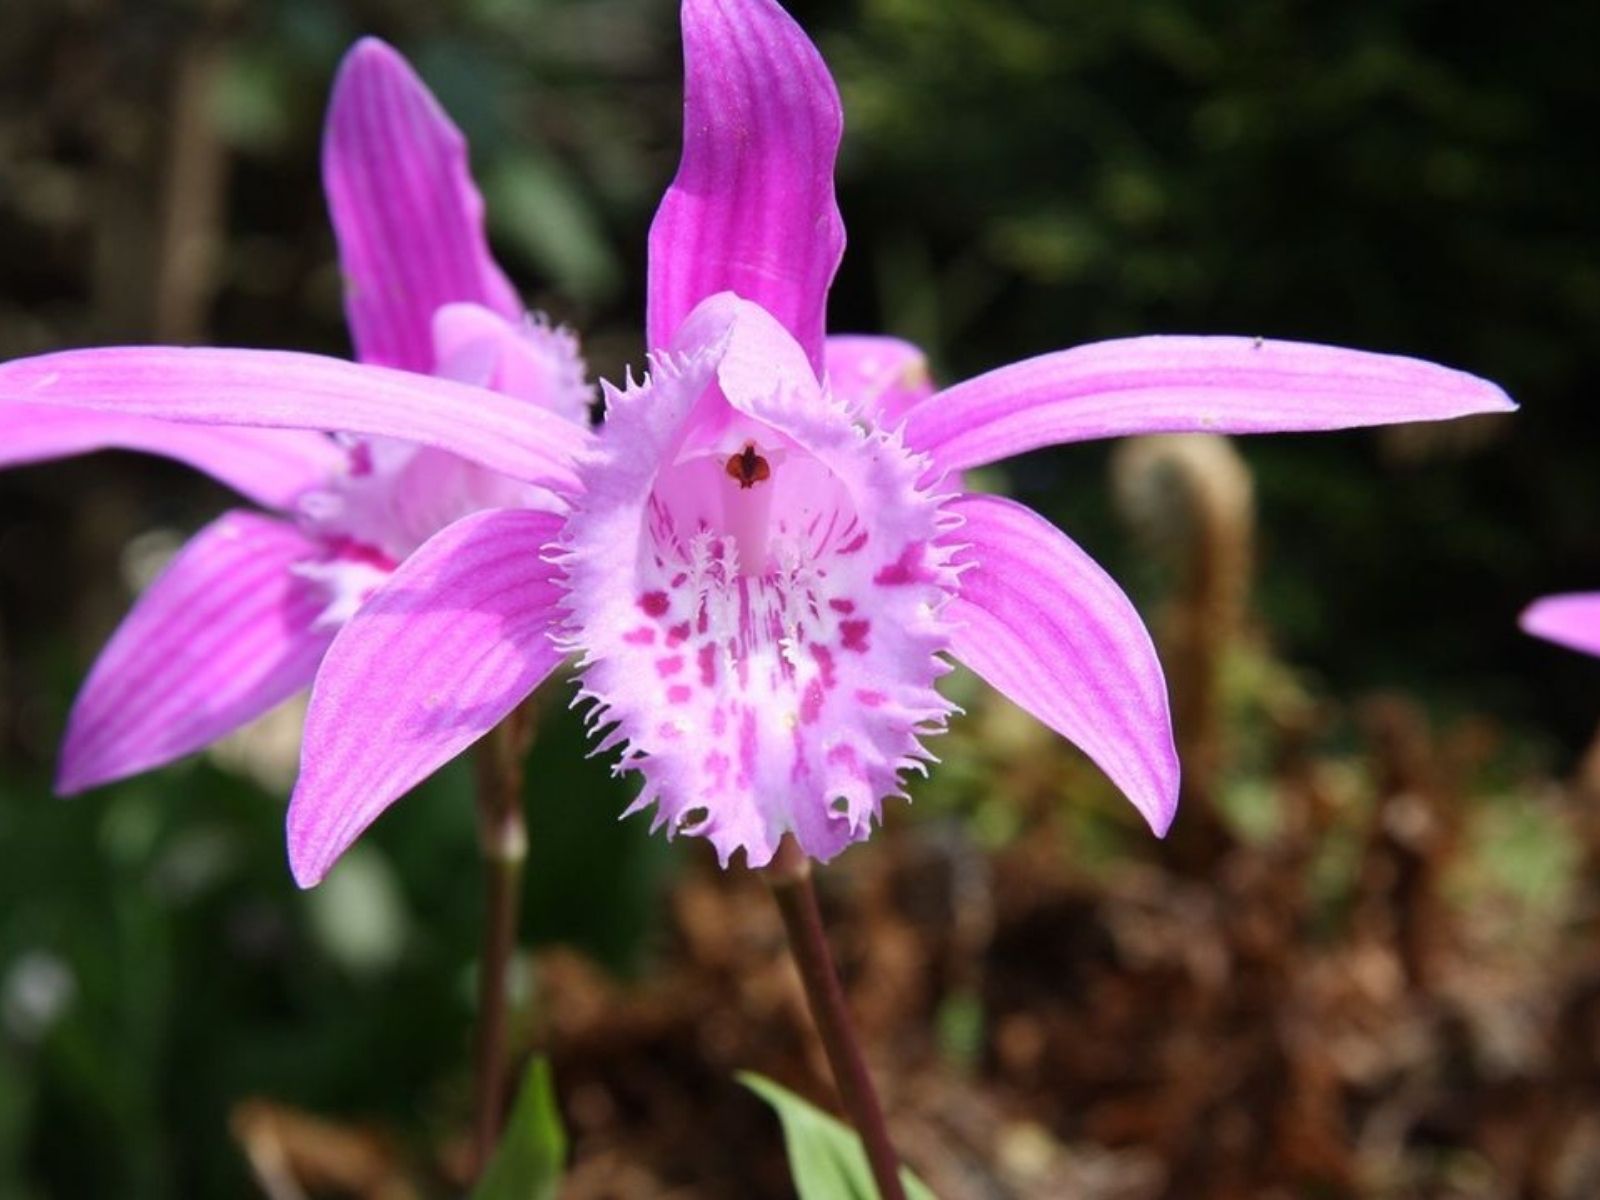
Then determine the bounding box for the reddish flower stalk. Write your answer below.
[765,838,906,1200]
[470,710,534,1173]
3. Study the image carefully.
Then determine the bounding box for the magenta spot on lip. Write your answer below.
[706,750,730,788]
[856,689,886,708]
[639,591,671,618]
[657,721,683,741]
[666,621,691,647]
[656,655,684,677]
[697,644,717,687]
[346,441,374,477]
[873,541,932,586]
[790,728,813,782]
[810,644,837,689]
[696,607,710,634]
[827,743,858,769]
[325,537,400,572]
[667,684,693,704]
[671,572,689,587]
[739,708,757,782]
[840,619,871,653]
[623,626,656,646]
[838,530,869,555]
[800,679,825,725]
[828,598,855,614]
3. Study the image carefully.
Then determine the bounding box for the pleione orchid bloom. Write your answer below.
[1,1,1513,888]
[1522,593,1600,659]
[0,39,592,795]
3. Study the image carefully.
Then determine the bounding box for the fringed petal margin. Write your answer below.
[432,302,595,426]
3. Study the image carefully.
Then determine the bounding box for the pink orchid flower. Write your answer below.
[1522,593,1600,658]
[1,2,1512,888]
[0,40,592,794]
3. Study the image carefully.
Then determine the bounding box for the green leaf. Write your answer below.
[471,1058,567,1200]
[739,1072,938,1200]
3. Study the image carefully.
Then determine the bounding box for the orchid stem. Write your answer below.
[764,837,907,1200]
[470,710,532,1178]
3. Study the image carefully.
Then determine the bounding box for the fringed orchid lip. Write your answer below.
[560,296,961,868]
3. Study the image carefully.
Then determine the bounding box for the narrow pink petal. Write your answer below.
[0,401,341,510]
[58,512,334,794]
[1521,592,1600,660]
[647,0,844,371]
[945,493,1178,836]
[825,335,935,428]
[0,346,590,495]
[324,38,520,372]
[903,335,1516,474]
[288,508,566,887]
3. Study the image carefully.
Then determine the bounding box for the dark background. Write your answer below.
[1,1,1597,1196]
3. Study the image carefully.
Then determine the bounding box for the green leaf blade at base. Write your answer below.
[739,1071,938,1200]
[471,1058,567,1200]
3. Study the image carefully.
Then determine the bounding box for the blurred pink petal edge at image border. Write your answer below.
[0,0,1513,887]
[0,39,594,798]
[1523,593,1600,659]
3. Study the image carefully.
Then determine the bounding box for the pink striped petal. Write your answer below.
[0,401,341,510]
[288,508,567,887]
[825,335,935,428]
[1521,592,1600,660]
[904,335,1516,474]
[0,346,589,495]
[647,0,844,371]
[58,511,334,794]
[324,38,520,372]
[945,493,1178,836]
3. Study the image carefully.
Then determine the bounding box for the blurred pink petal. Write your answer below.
[432,302,594,425]
[647,0,844,370]
[903,335,1515,473]
[945,494,1178,836]
[0,401,341,510]
[58,511,334,794]
[1522,592,1600,659]
[824,336,935,428]
[288,508,567,887]
[0,346,589,496]
[324,38,520,372]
